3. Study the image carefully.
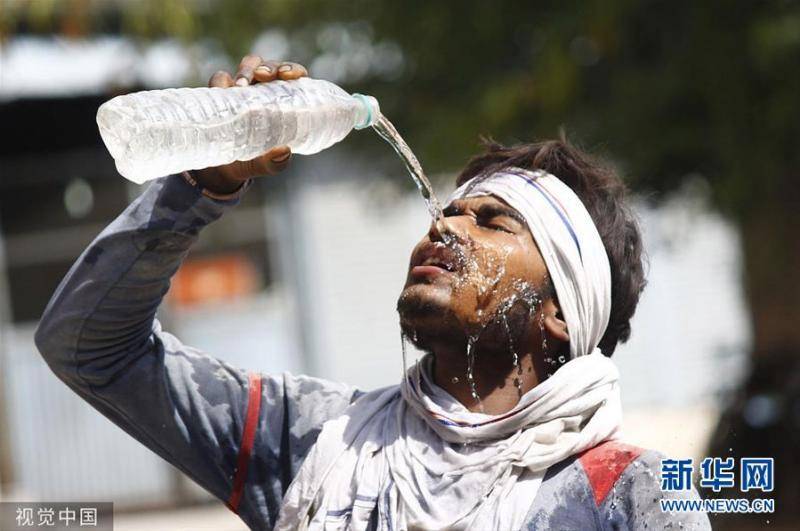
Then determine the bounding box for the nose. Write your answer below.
[428,215,466,244]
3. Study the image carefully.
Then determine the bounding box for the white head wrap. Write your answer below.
[447,168,612,358]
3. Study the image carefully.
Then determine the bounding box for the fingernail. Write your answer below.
[256,65,273,74]
[278,64,293,73]
[235,77,248,86]
[272,152,291,163]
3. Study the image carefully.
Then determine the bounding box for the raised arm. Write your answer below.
[34,174,255,497]
[34,57,360,529]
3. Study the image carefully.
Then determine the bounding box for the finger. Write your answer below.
[244,146,293,176]
[235,54,264,86]
[252,60,280,83]
[208,70,234,88]
[266,145,292,164]
[277,62,309,81]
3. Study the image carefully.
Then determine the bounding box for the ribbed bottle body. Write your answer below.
[97,78,371,183]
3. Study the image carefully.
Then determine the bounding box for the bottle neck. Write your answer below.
[352,94,380,129]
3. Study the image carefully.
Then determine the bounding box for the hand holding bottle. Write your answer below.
[97,54,379,190]
[193,54,309,194]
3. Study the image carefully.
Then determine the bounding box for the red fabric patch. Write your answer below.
[227,372,263,514]
[579,440,644,506]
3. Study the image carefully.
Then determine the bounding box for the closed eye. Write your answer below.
[476,205,523,233]
[442,204,462,217]
[443,201,523,233]
[480,217,514,233]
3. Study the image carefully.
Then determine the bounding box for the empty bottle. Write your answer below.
[96,77,380,183]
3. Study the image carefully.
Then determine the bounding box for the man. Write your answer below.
[35,54,710,530]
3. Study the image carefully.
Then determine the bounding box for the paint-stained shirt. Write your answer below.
[35,174,711,530]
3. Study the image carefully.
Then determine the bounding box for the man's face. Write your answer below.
[397,194,552,353]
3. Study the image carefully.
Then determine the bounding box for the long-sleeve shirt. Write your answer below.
[35,174,711,530]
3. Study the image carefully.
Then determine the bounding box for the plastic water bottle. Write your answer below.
[96,77,380,183]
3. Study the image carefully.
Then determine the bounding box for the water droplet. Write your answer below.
[465,336,484,413]
[502,315,524,397]
[400,331,412,388]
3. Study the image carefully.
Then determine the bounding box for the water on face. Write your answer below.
[458,276,551,411]
[493,279,546,395]
[372,114,444,221]
[379,115,554,407]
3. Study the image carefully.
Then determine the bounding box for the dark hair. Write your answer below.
[456,137,647,356]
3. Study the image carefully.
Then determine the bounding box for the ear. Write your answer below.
[541,298,570,343]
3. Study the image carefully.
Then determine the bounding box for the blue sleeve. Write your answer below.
[34,174,360,530]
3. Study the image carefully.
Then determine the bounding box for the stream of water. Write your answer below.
[372,115,444,221]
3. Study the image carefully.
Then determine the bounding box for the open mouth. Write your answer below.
[410,243,461,277]
[420,256,456,272]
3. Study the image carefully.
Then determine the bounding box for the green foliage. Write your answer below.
[3,0,799,221]
[194,0,799,221]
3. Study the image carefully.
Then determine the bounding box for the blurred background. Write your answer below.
[0,0,797,529]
